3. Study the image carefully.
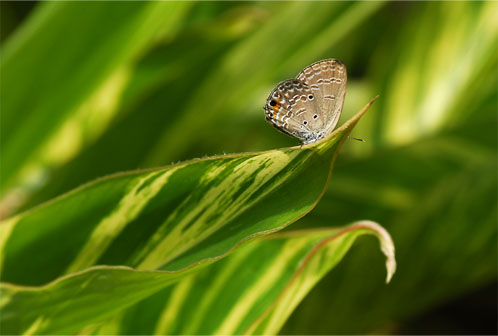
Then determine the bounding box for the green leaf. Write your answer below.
[356,1,497,150]
[0,1,190,200]
[0,221,395,335]
[14,2,384,217]
[246,222,395,335]
[0,99,377,334]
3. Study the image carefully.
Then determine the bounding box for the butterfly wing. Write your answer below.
[296,58,347,134]
[264,79,316,142]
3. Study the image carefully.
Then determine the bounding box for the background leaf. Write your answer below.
[0,2,190,214]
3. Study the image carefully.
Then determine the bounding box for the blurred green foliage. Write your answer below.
[1,1,496,334]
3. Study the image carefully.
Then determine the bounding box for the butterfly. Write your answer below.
[264,58,347,144]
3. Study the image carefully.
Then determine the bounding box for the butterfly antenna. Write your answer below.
[348,136,365,142]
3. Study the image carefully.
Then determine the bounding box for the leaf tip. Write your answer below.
[366,94,380,109]
[355,220,396,284]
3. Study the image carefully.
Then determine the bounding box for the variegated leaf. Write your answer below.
[108,221,394,335]
[0,99,377,334]
[0,221,394,335]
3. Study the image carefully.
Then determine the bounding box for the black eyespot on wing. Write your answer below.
[313,114,318,119]
[308,94,314,100]
[270,100,277,106]
[303,120,308,125]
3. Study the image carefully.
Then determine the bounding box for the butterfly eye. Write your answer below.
[270,100,277,107]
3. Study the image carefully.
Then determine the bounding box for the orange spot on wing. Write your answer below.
[272,99,281,111]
